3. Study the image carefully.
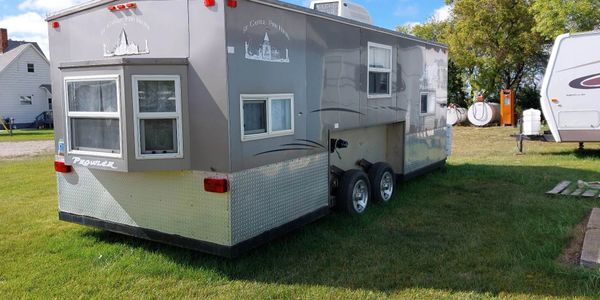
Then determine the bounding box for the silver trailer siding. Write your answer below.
[48,0,448,257]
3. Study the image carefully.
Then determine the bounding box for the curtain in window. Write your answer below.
[140,119,177,154]
[369,47,391,69]
[70,118,120,153]
[68,81,118,112]
[271,99,291,131]
[138,81,176,113]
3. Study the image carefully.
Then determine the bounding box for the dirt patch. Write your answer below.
[0,140,54,158]
[558,213,590,266]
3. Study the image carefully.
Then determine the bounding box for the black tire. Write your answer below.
[368,162,395,203]
[337,169,371,215]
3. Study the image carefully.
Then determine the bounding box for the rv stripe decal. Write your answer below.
[569,73,600,89]
[311,108,364,115]
[254,148,315,156]
[295,139,327,149]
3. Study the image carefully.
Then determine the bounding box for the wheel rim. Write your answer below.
[352,179,368,213]
[380,171,394,202]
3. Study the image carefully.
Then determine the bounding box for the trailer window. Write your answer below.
[420,93,434,114]
[241,94,294,141]
[133,75,183,159]
[367,42,392,98]
[65,76,121,157]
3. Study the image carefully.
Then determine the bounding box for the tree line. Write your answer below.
[397,0,600,111]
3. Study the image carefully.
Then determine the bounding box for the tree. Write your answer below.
[445,0,545,97]
[530,0,600,41]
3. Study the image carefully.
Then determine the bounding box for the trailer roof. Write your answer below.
[46,0,447,49]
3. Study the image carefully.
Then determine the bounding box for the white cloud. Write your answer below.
[0,12,49,56]
[432,4,452,21]
[0,0,87,57]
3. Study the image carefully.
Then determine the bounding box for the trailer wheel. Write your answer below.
[368,163,395,203]
[337,170,370,215]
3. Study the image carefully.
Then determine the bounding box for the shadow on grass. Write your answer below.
[80,163,600,297]
[539,148,600,159]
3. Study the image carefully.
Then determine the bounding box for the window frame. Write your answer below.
[420,92,435,115]
[27,63,34,73]
[240,93,295,142]
[19,95,32,105]
[132,75,184,160]
[367,42,393,99]
[64,74,122,158]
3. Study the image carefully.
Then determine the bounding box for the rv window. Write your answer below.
[367,42,392,98]
[133,75,183,159]
[420,93,435,114]
[65,76,121,157]
[241,94,294,141]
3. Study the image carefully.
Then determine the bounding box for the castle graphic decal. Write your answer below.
[245,32,289,63]
[103,29,150,57]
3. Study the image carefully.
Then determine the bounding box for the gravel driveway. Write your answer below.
[0,140,54,158]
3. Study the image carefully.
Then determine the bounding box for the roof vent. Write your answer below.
[310,1,373,25]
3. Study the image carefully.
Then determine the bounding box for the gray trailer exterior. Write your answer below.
[48,0,448,257]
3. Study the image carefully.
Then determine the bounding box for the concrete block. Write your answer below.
[587,208,600,230]
[581,229,600,268]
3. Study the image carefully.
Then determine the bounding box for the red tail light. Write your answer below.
[126,2,136,8]
[51,21,60,28]
[117,4,126,9]
[227,0,237,8]
[204,177,228,193]
[204,0,215,7]
[108,5,116,11]
[54,161,72,173]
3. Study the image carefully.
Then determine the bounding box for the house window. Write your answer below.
[420,93,435,114]
[48,98,52,110]
[65,75,121,157]
[132,75,183,159]
[241,94,294,141]
[27,63,34,73]
[19,96,32,105]
[367,42,393,98]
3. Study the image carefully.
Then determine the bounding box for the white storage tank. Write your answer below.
[522,109,542,135]
[467,102,500,127]
[446,107,468,126]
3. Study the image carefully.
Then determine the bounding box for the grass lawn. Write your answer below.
[0,129,54,142]
[1,126,600,298]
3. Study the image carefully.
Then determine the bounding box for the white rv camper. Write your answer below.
[47,0,448,257]
[541,31,600,143]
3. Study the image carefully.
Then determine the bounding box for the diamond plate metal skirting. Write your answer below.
[404,127,448,174]
[58,169,232,245]
[229,153,329,244]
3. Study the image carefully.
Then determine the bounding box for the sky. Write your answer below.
[0,0,450,57]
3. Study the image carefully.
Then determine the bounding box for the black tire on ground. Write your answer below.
[368,162,396,203]
[337,169,371,215]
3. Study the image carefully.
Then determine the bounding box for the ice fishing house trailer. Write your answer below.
[48,0,449,257]
[541,31,600,144]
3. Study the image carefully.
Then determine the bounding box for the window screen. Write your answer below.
[70,118,120,153]
[133,76,182,158]
[367,43,392,97]
[65,77,121,156]
[271,98,292,132]
[140,119,177,154]
[243,100,267,135]
[68,81,118,112]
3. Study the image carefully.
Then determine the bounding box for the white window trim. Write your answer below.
[367,42,393,99]
[132,75,183,160]
[64,74,122,159]
[240,93,295,142]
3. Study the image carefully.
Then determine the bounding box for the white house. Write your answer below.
[0,28,52,128]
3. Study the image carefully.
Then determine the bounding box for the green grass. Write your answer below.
[1,127,600,298]
[0,129,54,142]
